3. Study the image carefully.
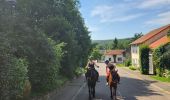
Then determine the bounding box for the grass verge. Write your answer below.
[116,63,125,67]
[151,76,170,82]
[129,66,137,70]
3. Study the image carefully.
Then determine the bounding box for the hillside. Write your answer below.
[92,38,133,50]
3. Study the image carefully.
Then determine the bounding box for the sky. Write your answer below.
[79,0,170,40]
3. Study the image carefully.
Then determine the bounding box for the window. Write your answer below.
[118,57,122,61]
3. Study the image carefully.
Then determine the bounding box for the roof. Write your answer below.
[104,50,125,55]
[131,24,170,45]
[149,36,170,49]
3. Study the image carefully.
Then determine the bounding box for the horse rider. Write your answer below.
[105,60,120,85]
[85,58,99,82]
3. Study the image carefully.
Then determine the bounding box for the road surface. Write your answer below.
[74,63,170,100]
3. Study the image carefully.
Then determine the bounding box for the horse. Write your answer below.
[108,70,120,100]
[85,68,98,100]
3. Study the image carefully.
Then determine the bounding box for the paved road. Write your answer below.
[75,63,170,100]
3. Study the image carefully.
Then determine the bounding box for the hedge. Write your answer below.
[139,45,149,74]
[153,44,170,77]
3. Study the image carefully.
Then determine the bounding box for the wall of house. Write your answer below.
[116,54,124,63]
[131,44,140,67]
[104,54,124,63]
[104,55,114,62]
[144,27,170,45]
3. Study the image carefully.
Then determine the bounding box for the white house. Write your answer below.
[130,24,170,68]
[104,50,125,63]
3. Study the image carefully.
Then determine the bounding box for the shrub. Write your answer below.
[74,67,86,77]
[0,55,28,100]
[124,58,131,67]
[163,69,170,79]
[153,45,166,76]
[139,45,149,74]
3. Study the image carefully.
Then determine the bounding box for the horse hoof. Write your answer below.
[110,96,113,99]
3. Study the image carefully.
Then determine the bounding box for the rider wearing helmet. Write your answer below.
[105,60,120,85]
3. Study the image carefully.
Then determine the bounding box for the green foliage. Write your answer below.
[161,50,170,70]
[139,45,149,74]
[74,67,86,77]
[92,38,132,50]
[153,45,166,76]
[151,76,170,82]
[0,56,28,100]
[129,66,137,70]
[124,58,131,67]
[132,33,143,41]
[116,63,124,67]
[90,47,102,60]
[112,38,118,49]
[0,0,91,98]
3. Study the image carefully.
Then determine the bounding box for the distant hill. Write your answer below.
[92,38,133,50]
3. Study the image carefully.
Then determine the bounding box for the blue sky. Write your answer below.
[79,0,170,40]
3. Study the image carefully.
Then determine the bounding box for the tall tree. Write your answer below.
[133,32,143,41]
[112,37,118,49]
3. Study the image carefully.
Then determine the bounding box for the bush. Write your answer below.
[163,69,170,79]
[153,45,166,76]
[139,45,149,74]
[0,56,28,100]
[124,58,131,67]
[74,67,86,77]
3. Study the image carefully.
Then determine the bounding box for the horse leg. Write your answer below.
[114,86,117,100]
[110,86,113,99]
[88,86,91,100]
[92,86,95,98]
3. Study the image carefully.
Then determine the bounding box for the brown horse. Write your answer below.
[108,70,120,100]
[85,68,98,100]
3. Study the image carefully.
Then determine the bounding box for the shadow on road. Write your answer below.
[92,76,163,100]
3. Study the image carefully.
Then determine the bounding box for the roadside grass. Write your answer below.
[129,66,137,70]
[151,76,170,82]
[116,63,125,67]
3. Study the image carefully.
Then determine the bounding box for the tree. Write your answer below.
[90,47,102,60]
[112,37,118,49]
[133,32,143,41]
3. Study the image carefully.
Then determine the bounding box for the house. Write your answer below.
[104,50,125,63]
[130,24,170,68]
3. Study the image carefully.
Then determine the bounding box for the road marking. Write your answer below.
[121,68,170,95]
[71,82,86,100]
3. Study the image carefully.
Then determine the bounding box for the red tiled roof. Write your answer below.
[104,50,125,55]
[131,24,170,45]
[149,36,170,49]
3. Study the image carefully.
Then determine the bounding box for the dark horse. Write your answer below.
[108,70,120,100]
[85,68,97,100]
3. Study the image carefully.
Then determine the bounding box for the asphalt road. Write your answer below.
[74,63,170,100]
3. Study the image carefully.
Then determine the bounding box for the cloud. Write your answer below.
[88,26,99,32]
[91,5,143,23]
[108,14,143,22]
[145,11,170,25]
[91,5,114,22]
[139,0,170,9]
